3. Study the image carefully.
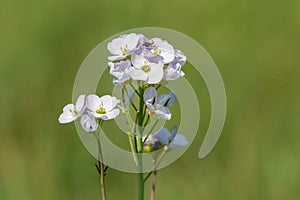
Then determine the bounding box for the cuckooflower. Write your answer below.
[149,38,175,64]
[144,124,188,152]
[163,49,186,81]
[80,113,98,132]
[109,60,131,85]
[86,94,121,120]
[129,52,164,84]
[143,87,176,120]
[107,33,142,61]
[58,95,86,123]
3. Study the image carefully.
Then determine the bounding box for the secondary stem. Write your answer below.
[150,170,157,200]
[94,123,106,200]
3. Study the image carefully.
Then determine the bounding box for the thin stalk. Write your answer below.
[94,121,106,200]
[150,170,157,200]
[150,149,167,200]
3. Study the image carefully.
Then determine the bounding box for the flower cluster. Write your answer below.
[108,33,186,86]
[58,94,120,132]
[58,33,190,200]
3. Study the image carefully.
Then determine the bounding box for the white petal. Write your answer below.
[107,37,123,55]
[128,67,148,81]
[171,134,189,149]
[131,52,146,68]
[100,108,120,120]
[86,94,101,111]
[63,104,75,112]
[98,95,120,111]
[108,55,126,61]
[80,114,98,132]
[155,107,171,120]
[147,63,164,84]
[75,95,85,111]
[58,112,76,124]
[124,33,141,50]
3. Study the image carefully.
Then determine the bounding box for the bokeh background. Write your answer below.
[1,0,300,199]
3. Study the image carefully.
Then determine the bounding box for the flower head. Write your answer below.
[86,94,121,120]
[129,52,164,84]
[148,38,175,64]
[58,95,86,123]
[143,87,176,120]
[107,33,142,61]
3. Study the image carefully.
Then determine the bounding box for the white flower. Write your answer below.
[143,87,176,120]
[129,52,164,84]
[107,33,142,61]
[144,124,188,152]
[58,95,86,123]
[80,112,98,132]
[86,94,121,120]
[163,50,186,81]
[109,60,131,84]
[150,38,175,64]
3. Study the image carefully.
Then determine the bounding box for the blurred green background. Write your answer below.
[1,0,300,199]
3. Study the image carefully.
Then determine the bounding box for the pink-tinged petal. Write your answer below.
[100,108,120,120]
[147,63,164,84]
[58,112,76,124]
[75,95,85,111]
[163,67,182,81]
[80,114,98,132]
[86,94,101,112]
[128,68,148,81]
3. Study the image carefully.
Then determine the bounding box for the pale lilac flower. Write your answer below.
[109,60,131,85]
[143,87,176,120]
[163,50,186,81]
[149,38,175,64]
[107,33,142,61]
[86,94,121,120]
[58,95,86,123]
[80,113,98,132]
[129,52,164,84]
[144,124,188,152]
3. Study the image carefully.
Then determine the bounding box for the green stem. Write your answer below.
[137,84,145,200]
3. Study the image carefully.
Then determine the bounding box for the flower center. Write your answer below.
[152,47,161,55]
[96,103,106,114]
[120,45,129,56]
[69,108,78,116]
[141,61,151,73]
